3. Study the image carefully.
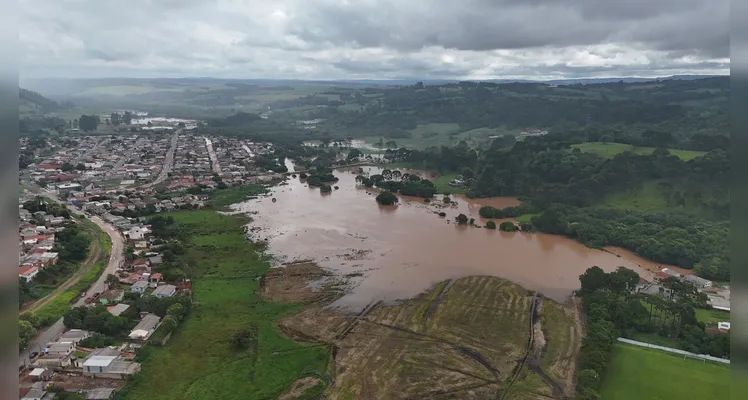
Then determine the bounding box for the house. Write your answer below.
[684,275,713,289]
[99,289,124,305]
[82,355,141,379]
[152,284,176,298]
[19,265,40,281]
[60,329,90,344]
[718,322,730,331]
[21,388,47,400]
[128,313,161,341]
[35,353,72,369]
[45,341,75,357]
[149,273,162,288]
[661,268,681,278]
[29,367,53,382]
[131,280,149,294]
[107,303,131,316]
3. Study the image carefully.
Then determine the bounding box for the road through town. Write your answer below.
[141,131,179,188]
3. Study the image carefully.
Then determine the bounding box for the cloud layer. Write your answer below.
[20,0,730,80]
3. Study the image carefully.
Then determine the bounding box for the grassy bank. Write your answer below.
[33,219,112,326]
[119,208,329,400]
[601,343,729,400]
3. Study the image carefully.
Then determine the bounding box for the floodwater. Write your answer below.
[233,166,675,310]
[284,158,296,173]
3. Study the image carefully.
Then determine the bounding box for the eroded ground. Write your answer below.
[266,269,583,399]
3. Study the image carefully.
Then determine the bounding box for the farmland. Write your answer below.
[279,276,583,399]
[601,344,729,400]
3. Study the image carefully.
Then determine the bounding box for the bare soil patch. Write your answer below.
[278,377,323,400]
[261,261,336,304]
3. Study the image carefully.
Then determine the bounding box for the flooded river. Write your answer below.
[233,166,677,310]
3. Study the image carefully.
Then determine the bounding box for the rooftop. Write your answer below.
[83,355,117,367]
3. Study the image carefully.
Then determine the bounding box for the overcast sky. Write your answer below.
[20,0,730,81]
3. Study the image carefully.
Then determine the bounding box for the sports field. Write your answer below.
[601,343,729,400]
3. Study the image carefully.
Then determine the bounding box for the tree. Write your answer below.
[123,111,133,125]
[20,312,40,327]
[78,114,99,131]
[577,369,600,390]
[455,213,469,225]
[60,162,75,172]
[161,315,178,332]
[166,303,185,321]
[579,266,609,295]
[347,148,363,161]
[375,191,399,205]
[105,274,119,289]
[75,163,86,171]
[19,319,36,346]
[499,221,518,231]
[320,184,332,193]
[485,220,496,229]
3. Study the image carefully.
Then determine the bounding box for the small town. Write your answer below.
[17,118,293,399]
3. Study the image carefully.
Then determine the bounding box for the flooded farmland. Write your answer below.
[233,166,673,311]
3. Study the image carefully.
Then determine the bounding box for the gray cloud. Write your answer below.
[19,0,729,81]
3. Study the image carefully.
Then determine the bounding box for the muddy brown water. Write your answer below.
[232,166,678,311]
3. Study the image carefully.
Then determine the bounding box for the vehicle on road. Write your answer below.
[84,297,94,304]
[29,352,38,359]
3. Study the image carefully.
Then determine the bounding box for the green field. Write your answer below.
[601,344,729,400]
[695,308,730,326]
[571,142,706,160]
[600,179,724,218]
[119,206,329,400]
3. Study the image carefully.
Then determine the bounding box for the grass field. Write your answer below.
[695,308,730,326]
[600,179,724,218]
[119,208,329,400]
[571,142,706,161]
[601,343,729,400]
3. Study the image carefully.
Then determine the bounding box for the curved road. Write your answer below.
[19,187,125,369]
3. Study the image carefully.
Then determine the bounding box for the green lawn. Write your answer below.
[601,344,729,400]
[600,179,725,219]
[119,205,329,400]
[431,172,466,194]
[695,308,730,326]
[571,142,706,161]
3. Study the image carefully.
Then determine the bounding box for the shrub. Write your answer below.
[438,212,446,217]
[499,221,518,232]
[455,214,469,224]
[485,221,496,229]
[320,184,332,193]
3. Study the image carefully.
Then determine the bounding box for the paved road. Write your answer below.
[204,137,221,173]
[18,185,125,370]
[141,131,179,188]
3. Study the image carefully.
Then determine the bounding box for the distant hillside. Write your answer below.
[19,88,71,115]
